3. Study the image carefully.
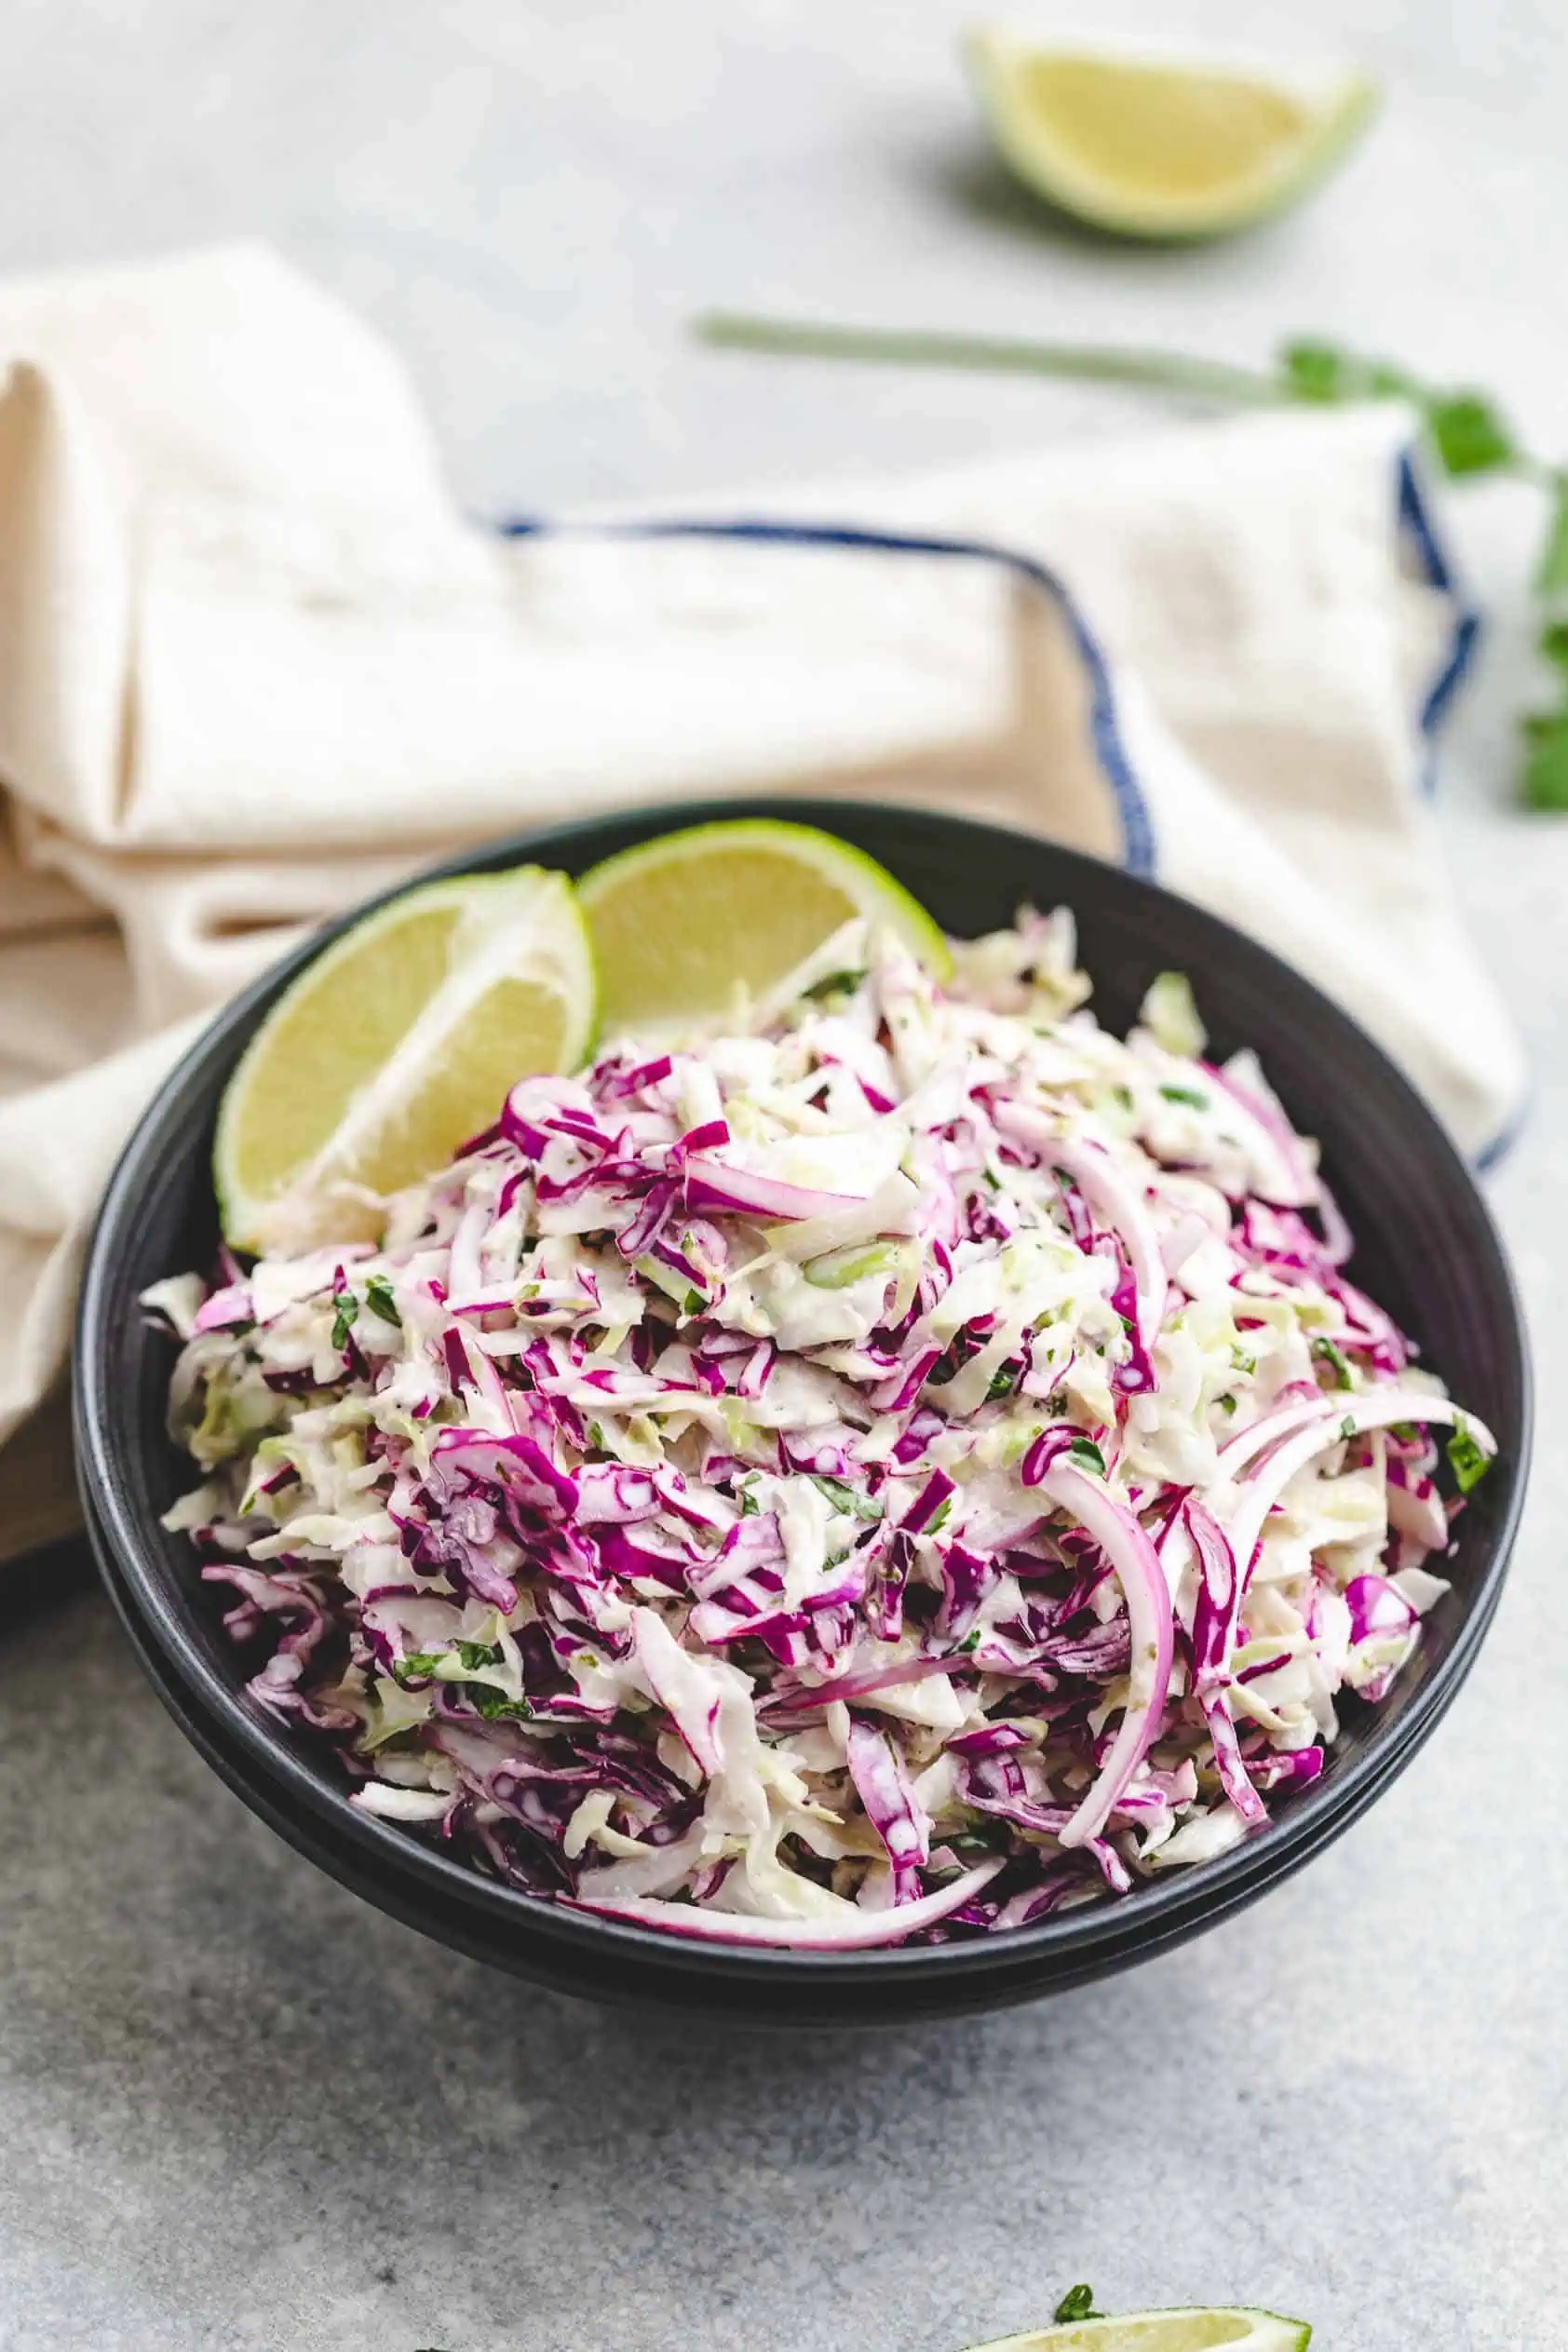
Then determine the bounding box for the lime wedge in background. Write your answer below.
[577,818,952,1038]
[216,869,595,1252]
[968,2310,1310,2352]
[965,29,1378,240]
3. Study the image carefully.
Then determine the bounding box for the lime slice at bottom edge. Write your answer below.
[214,866,595,1253]
[968,2309,1310,2352]
[576,818,951,1039]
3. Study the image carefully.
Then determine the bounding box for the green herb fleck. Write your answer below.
[1447,1422,1493,1494]
[455,1640,503,1670]
[1232,1348,1257,1376]
[1312,1336,1355,1390]
[330,1287,358,1352]
[1521,706,1568,810]
[1054,2286,1102,2324]
[1068,1437,1108,1476]
[683,1289,705,1317]
[364,1276,400,1327]
[737,1482,761,1519]
[1340,1415,1357,1441]
[957,1628,982,1655]
[811,1472,885,1522]
[469,1686,534,1721]
[926,1495,954,1536]
[391,1652,443,1685]
[985,1364,1019,1401]
[1158,1083,1209,1109]
[586,1421,606,1451]
[801,967,868,1002]
[1218,1392,1237,1416]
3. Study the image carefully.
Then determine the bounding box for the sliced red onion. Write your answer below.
[1214,1394,1338,1481]
[1203,1055,1318,1209]
[1036,1460,1175,1848]
[682,1152,864,1223]
[1221,1393,1496,1605]
[570,1858,1003,1948]
[193,1281,254,1332]
[763,1651,963,1712]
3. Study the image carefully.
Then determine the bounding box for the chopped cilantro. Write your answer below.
[1218,1392,1237,1416]
[391,1651,442,1685]
[810,1472,884,1522]
[957,1628,982,1655]
[330,1287,358,1351]
[985,1363,1019,1400]
[802,967,868,1002]
[926,1495,954,1536]
[1054,2287,1101,2325]
[1312,1336,1354,1389]
[737,1482,761,1518]
[454,1640,503,1670]
[1068,1437,1107,1476]
[469,1686,534,1721]
[364,1276,400,1327]
[1447,1423,1493,1494]
[683,1289,705,1317]
[1158,1083,1208,1109]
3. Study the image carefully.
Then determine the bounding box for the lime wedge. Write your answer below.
[969,2311,1309,2352]
[966,29,1378,240]
[577,818,951,1039]
[216,869,595,1252]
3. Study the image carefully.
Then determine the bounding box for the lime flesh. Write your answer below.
[577,818,951,1040]
[216,869,595,1252]
[967,2309,1310,2352]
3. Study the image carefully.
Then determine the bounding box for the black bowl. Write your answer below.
[75,800,1531,2025]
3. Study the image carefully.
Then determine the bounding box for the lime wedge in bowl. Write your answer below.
[965,28,1378,240]
[577,818,952,1038]
[215,868,595,1253]
[969,2310,1310,2351]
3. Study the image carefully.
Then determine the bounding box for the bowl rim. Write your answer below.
[75,796,1534,1994]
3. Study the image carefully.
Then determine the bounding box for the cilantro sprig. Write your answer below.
[1053,2285,1102,2323]
[1447,1421,1493,1494]
[329,1283,358,1353]
[698,313,1566,805]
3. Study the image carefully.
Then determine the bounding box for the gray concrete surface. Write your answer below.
[4,3,1568,2346]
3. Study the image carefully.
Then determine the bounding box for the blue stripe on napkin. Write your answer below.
[496,515,1156,877]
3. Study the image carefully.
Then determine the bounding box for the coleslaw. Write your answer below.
[149,909,1496,1948]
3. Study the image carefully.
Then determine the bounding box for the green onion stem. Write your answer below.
[696,311,1288,405]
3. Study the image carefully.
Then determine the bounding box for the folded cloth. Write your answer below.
[0,243,1525,1560]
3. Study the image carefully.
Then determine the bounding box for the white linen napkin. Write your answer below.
[0,243,1524,1560]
